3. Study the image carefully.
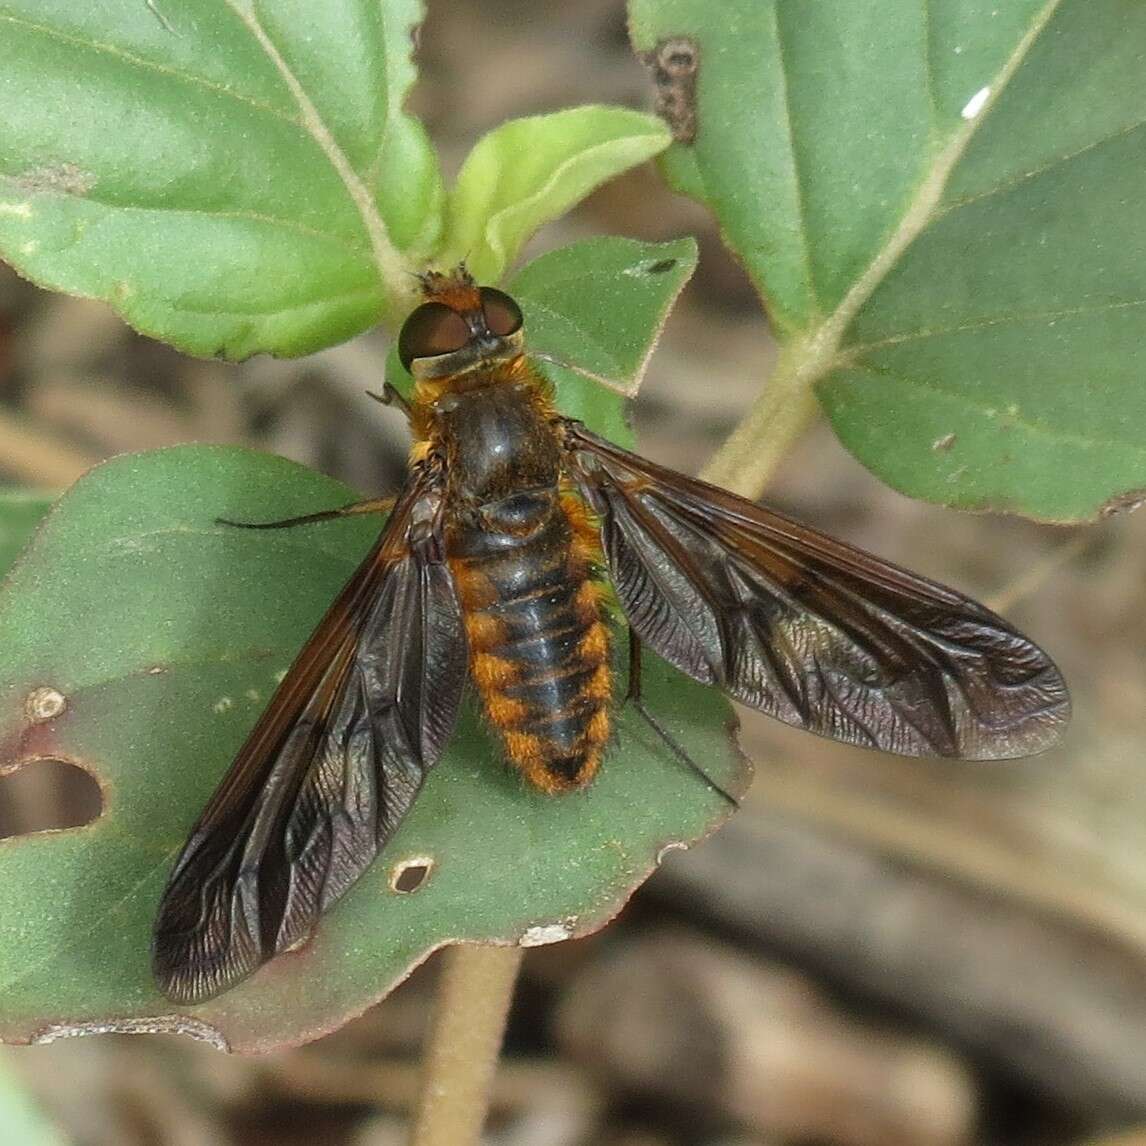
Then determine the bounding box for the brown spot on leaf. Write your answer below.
[932,432,957,452]
[25,686,67,724]
[1099,488,1146,518]
[13,163,96,197]
[641,37,700,143]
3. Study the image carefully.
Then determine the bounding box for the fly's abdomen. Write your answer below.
[450,496,611,793]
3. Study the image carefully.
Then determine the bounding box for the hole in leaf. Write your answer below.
[390,857,434,894]
[0,758,103,839]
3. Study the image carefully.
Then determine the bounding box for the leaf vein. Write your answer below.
[847,297,1146,352]
[221,2,407,298]
[919,0,939,140]
[82,522,377,560]
[155,284,383,319]
[0,179,366,253]
[770,2,819,315]
[935,116,1146,220]
[0,12,300,127]
[850,361,1146,456]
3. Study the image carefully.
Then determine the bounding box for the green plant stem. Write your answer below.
[699,333,822,498]
[410,944,525,1146]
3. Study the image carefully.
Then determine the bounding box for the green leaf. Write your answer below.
[386,235,698,446]
[510,235,697,401]
[0,0,442,358]
[437,107,672,284]
[0,492,51,577]
[629,0,1146,521]
[0,447,747,1051]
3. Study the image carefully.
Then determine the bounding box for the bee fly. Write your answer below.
[153,267,1070,1003]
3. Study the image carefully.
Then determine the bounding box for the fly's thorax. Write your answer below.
[432,376,564,512]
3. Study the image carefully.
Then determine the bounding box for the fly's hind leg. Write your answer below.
[216,497,396,530]
[624,628,740,809]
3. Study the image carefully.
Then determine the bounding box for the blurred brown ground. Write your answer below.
[2,3,1145,1145]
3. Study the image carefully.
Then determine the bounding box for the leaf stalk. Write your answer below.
[410,944,524,1146]
[699,332,822,498]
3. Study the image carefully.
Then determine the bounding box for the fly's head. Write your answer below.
[398,266,525,384]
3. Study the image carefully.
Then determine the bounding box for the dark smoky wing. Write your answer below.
[562,421,1069,760]
[152,474,466,1005]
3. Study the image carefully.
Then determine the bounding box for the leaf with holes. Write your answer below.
[0,0,442,357]
[386,235,699,444]
[630,0,1146,521]
[0,441,746,1049]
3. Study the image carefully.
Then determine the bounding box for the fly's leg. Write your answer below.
[217,383,411,528]
[365,382,413,417]
[626,624,642,703]
[624,628,740,809]
[216,497,396,530]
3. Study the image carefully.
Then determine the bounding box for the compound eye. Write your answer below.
[479,287,523,337]
[398,302,470,370]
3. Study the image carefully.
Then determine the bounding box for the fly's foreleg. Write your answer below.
[365,382,413,417]
[216,497,396,530]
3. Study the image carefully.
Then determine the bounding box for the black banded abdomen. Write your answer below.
[449,504,610,793]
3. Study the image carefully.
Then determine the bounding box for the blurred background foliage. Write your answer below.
[1,2,1144,1144]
